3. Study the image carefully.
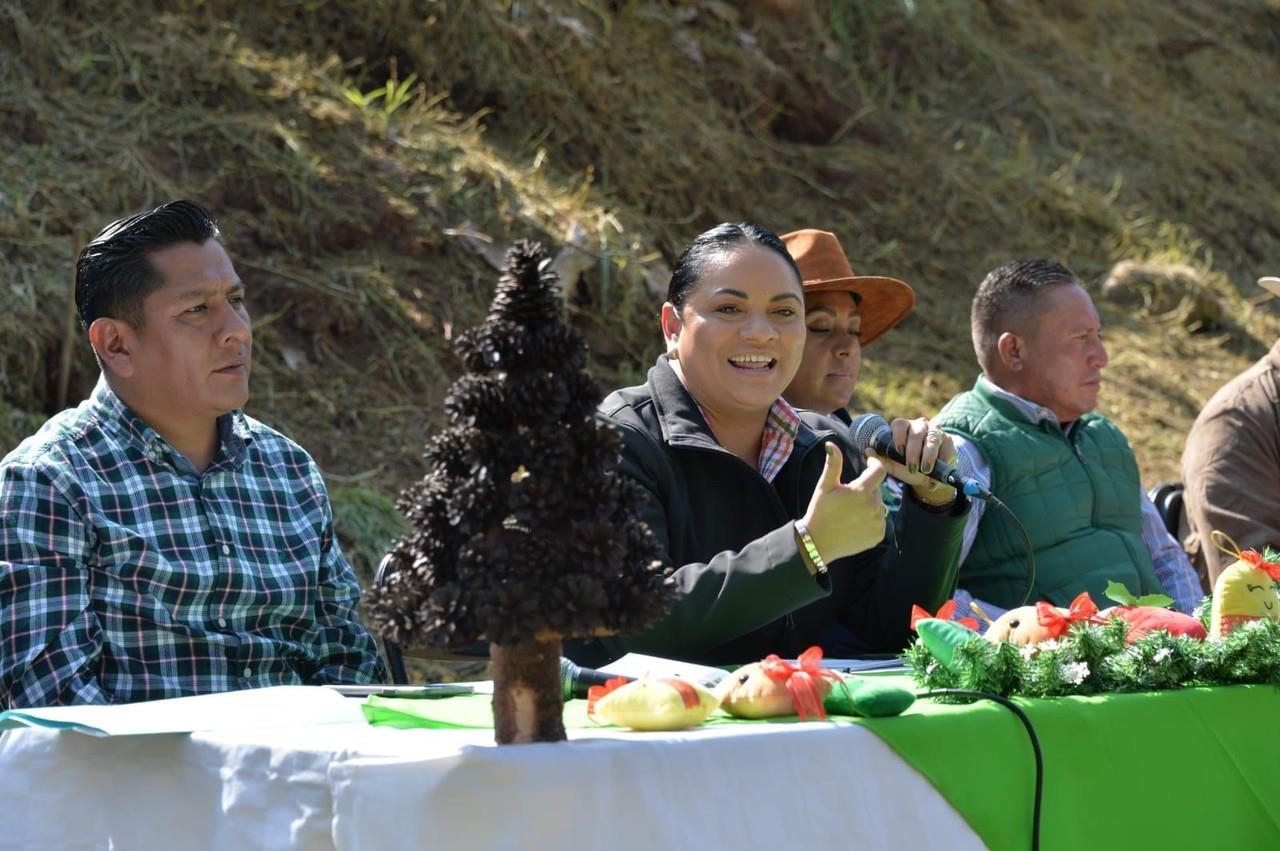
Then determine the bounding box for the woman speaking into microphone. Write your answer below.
[573,222,970,667]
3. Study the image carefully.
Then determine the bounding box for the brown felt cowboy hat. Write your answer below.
[781,229,915,346]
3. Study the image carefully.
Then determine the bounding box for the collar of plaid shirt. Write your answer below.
[88,377,255,476]
[696,397,802,483]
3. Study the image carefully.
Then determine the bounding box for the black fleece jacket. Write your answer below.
[568,357,968,667]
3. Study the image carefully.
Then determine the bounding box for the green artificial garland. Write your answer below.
[904,612,1280,700]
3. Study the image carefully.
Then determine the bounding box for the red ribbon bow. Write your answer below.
[1238,549,1280,582]
[1036,591,1100,638]
[586,676,632,719]
[910,600,979,632]
[759,646,844,721]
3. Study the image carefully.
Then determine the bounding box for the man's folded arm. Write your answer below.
[306,476,387,685]
[0,461,110,708]
[1139,495,1203,613]
[1185,406,1280,584]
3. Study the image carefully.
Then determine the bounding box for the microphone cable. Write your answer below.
[919,689,1044,851]
[847,412,1037,606]
[979,490,1037,608]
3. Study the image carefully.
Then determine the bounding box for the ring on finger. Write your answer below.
[926,429,942,441]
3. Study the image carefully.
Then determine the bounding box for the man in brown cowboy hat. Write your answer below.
[780,229,916,421]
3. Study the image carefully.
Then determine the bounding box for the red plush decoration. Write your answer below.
[910,600,979,632]
[1100,606,1208,642]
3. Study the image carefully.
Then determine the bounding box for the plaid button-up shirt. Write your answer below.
[756,399,801,483]
[0,379,385,708]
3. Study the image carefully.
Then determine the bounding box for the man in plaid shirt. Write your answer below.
[0,201,385,708]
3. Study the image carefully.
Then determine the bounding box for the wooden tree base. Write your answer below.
[490,638,566,744]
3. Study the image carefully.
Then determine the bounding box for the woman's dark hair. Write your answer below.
[75,200,222,330]
[666,222,801,309]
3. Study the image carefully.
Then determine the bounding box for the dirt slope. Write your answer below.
[3,0,1279,585]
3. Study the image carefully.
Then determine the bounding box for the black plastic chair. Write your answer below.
[374,554,489,684]
[1147,481,1185,538]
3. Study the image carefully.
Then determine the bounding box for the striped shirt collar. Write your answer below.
[978,374,1077,434]
[694,396,801,483]
[756,398,802,482]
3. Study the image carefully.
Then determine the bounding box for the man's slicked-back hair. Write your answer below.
[971,259,1079,373]
[666,222,801,309]
[75,200,221,330]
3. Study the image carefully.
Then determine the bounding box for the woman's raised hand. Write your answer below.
[799,442,889,566]
[873,416,957,507]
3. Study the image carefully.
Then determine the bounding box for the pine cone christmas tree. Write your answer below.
[369,239,673,743]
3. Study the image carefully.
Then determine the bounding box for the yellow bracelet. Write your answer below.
[794,519,828,575]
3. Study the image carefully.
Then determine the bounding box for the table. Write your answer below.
[9,678,1278,850]
[0,686,981,851]
[356,678,1280,850]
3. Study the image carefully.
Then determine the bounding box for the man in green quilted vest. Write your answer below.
[935,259,1203,617]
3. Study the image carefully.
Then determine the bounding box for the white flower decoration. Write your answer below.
[1061,661,1090,685]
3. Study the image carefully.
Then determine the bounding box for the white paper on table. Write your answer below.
[820,657,909,673]
[598,653,728,686]
[0,685,365,737]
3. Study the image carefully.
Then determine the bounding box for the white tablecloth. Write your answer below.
[0,689,983,850]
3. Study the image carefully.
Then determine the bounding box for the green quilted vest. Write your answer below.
[935,377,1165,609]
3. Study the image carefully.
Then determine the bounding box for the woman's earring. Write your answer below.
[666,345,679,361]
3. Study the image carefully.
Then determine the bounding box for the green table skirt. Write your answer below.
[365,677,1280,850]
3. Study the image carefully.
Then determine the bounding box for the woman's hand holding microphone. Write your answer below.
[873,416,958,508]
[795,417,956,575]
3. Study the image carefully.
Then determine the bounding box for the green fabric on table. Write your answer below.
[361,673,909,730]
[363,694,592,730]
[363,694,764,730]
[858,680,1280,850]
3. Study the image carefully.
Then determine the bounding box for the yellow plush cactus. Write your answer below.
[586,677,720,731]
[1208,533,1280,639]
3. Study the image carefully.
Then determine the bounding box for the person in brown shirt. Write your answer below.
[1182,278,1280,584]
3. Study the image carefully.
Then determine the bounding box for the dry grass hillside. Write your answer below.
[3,0,1279,595]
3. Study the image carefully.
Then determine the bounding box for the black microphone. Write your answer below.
[560,657,633,700]
[847,412,990,500]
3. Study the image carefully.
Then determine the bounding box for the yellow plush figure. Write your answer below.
[1209,545,1280,639]
[586,677,720,731]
